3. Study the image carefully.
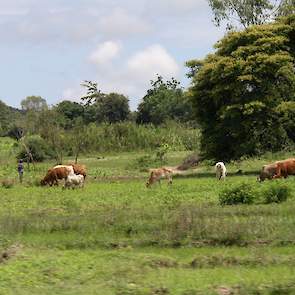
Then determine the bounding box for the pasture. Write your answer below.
[1,138,295,294]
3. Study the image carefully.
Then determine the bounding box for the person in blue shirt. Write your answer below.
[17,159,24,183]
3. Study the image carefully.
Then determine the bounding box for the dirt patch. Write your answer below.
[0,243,23,263]
[216,286,234,295]
[152,287,169,294]
[143,255,178,269]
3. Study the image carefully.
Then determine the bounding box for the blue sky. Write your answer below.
[0,0,226,110]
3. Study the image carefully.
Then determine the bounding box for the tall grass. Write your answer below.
[86,121,200,153]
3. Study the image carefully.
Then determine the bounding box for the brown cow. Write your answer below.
[146,167,173,188]
[272,158,295,179]
[258,158,295,182]
[41,165,74,186]
[70,163,87,179]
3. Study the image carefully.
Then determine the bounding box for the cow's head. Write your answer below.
[40,178,47,186]
[146,180,152,188]
[257,170,268,182]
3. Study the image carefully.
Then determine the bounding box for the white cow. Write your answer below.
[215,162,227,180]
[64,173,84,189]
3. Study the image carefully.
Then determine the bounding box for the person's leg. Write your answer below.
[19,172,23,183]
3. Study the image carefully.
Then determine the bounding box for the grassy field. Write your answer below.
[1,137,295,294]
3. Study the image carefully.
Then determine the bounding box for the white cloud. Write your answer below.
[127,45,179,80]
[145,0,208,16]
[99,8,151,38]
[61,86,85,102]
[88,44,179,109]
[63,44,180,110]
[88,41,121,66]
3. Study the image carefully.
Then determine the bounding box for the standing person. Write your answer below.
[17,159,24,183]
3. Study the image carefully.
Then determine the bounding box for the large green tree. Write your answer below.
[80,81,130,124]
[94,92,130,123]
[20,96,48,134]
[136,76,193,125]
[21,96,48,112]
[55,100,84,128]
[188,14,295,160]
[207,0,295,29]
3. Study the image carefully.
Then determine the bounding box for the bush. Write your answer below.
[219,183,254,205]
[16,135,54,162]
[1,179,14,189]
[263,184,290,204]
[130,154,164,172]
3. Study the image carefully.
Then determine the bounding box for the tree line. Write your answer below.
[0,4,294,162]
[0,77,196,163]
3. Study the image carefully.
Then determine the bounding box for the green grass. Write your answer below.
[1,137,295,294]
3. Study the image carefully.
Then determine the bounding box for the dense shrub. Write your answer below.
[86,122,200,153]
[263,184,290,204]
[219,183,255,205]
[16,135,54,162]
[219,182,291,206]
[1,179,14,189]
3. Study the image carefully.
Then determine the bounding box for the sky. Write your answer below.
[0,0,226,110]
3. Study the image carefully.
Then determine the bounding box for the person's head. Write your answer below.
[19,159,23,163]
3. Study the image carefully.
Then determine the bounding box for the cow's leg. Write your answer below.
[167,174,172,185]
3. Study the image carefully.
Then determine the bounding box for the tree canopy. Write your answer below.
[21,96,48,112]
[188,14,295,160]
[0,100,23,136]
[207,0,295,29]
[136,76,193,125]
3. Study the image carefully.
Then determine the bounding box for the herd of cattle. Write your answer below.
[40,158,295,189]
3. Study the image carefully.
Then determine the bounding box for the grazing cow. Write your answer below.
[215,162,227,180]
[53,165,74,175]
[257,163,278,182]
[41,165,74,186]
[69,163,87,179]
[64,173,84,189]
[258,158,295,182]
[146,167,173,188]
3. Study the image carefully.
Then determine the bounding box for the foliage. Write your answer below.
[137,75,193,125]
[219,183,255,205]
[0,100,23,137]
[207,0,295,29]
[80,81,130,123]
[65,118,92,163]
[90,92,130,123]
[188,15,295,160]
[16,135,54,162]
[80,80,102,106]
[0,151,295,293]
[37,110,67,163]
[156,143,170,162]
[131,144,170,171]
[1,179,14,189]
[20,95,48,112]
[84,122,200,153]
[263,183,290,203]
[55,100,84,129]
[276,101,295,141]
